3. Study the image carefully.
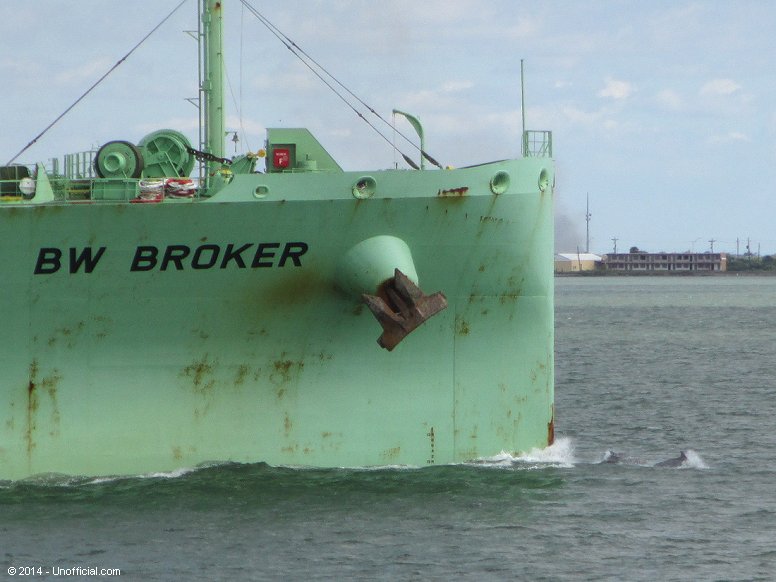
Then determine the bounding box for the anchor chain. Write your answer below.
[185,146,232,166]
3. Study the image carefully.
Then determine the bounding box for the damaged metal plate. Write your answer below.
[362,269,448,351]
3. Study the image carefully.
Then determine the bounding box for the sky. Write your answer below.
[2,0,775,255]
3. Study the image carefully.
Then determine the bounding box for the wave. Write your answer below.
[2,441,578,489]
[1,439,709,492]
[469,437,577,469]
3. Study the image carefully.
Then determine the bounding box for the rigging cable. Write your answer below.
[224,61,250,151]
[7,0,189,165]
[238,0,442,169]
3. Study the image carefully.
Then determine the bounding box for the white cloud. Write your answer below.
[656,89,683,110]
[0,57,33,74]
[396,82,470,112]
[134,117,200,135]
[598,78,634,100]
[441,80,474,93]
[398,89,447,111]
[504,15,543,40]
[327,128,353,139]
[700,78,741,96]
[251,63,318,93]
[561,105,602,126]
[54,58,112,84]
[707,131,750,145]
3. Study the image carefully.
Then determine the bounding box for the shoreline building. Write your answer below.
[604,252,727,272]
[554,253,603,273]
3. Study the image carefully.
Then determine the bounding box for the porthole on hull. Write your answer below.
[538,169,550,192]
[352,176,377,199]
[489,171,510,195]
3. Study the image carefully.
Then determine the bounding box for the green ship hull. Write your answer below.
[0,2,554,480]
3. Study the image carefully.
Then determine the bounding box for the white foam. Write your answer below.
[679,449,709,469]
[601,450,618,463]
[515,436,576,467]
[143,467,198,479]
[85,476,120,485]
[472,437,576,468]
[85,464,211,485]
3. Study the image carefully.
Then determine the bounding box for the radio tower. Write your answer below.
[585,193,591,253]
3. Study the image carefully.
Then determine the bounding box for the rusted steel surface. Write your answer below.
[547,405,555,446]
[437,186,469,198]
[0,158,554,478]
[362,269,448,351]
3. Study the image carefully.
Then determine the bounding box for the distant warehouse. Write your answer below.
[554,253,603,273]
[604,252,727,272]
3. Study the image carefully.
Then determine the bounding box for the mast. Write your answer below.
[202,0,226,180]
[520,59,526,157]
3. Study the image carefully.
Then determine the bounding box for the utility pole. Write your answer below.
[611,237,618,254]
[736,238,740,256]
[585,193,591,253]
[709,238,715,253]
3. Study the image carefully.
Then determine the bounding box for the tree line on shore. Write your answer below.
[727,255,776,271]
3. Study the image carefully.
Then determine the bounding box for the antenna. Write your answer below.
[520,59,526,156]
[709,238,716,253]
[611,237,618,254]
[585,193,592,253]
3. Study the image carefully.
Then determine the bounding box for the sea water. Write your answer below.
[2,276,775,580]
